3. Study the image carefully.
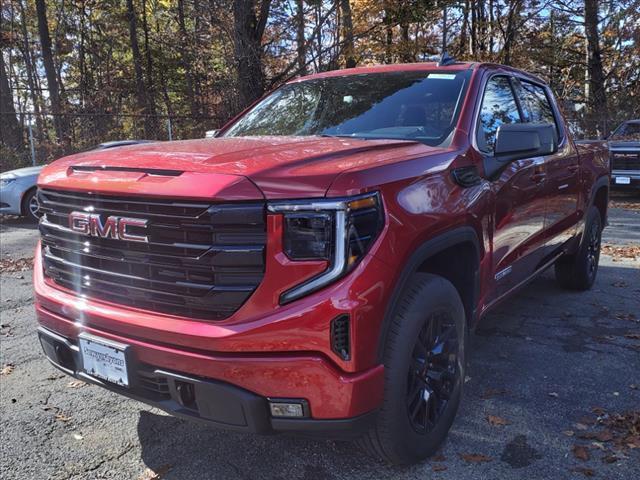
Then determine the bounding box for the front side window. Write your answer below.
[477,76,522,152]
[223,71,471,146]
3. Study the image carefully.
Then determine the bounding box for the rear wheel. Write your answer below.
[555,206,602,290]
[358,273,466,465]
[21,189,40,222]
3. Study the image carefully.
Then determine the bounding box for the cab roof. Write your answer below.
[287,61,548,87]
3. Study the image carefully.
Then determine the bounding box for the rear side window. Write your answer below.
[517,81,558,131]
[477,76,522,152]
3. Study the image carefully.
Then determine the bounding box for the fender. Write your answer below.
[375,226,481,363]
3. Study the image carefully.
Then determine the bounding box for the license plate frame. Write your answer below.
[79,333,130,388]
[615,176,631,185]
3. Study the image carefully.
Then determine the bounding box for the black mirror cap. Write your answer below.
[494,123,557,159]
[484,123,558,178]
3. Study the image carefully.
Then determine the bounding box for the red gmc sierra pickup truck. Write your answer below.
[35,61,610,464]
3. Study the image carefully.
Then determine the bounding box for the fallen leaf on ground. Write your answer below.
[602,454,618,464]
[601,244,640,261]
[1,364,15,376]
[571,467,595,477]
[630,384,638,390]
[432,464,447,472]
[624,333,640,340]
[572,445,591,461]
[139,464,172,480]
[0,257,34,273]
[611,281,628,287]
[564,430,575,437]
[431,454,446,462]
[460,453,492,463]
[480,388,507,399]
[549,392,559,398]
[55,412,71,422]
[486,415,511,426]
[68,380,86,388]
[73,433,83,440]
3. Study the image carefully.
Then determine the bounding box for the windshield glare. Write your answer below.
[223,71,470,146]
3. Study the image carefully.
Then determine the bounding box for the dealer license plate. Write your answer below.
[79,334,129,387]
[615,176,631,185]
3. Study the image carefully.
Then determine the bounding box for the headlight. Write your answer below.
[268,192,384,303]
[0,177,17,188]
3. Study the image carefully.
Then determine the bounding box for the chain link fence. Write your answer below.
[2,111,223,172]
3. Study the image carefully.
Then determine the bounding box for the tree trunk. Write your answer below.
[502,0,523,65]
[18,0,45,144]
[340,0,356,68]
[384,0,393,63]
[177,0,200,120]
[295,0,306,74]
[126,0,154,138]
[584,0,608,136]
[35,0,68,148]
[233,0,271,108]
[459,0,469,58]
[0,54,23,152]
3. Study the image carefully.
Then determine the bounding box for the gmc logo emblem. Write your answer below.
[68,212,149,243]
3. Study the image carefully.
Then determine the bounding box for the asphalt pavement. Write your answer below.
[1,194,638,480]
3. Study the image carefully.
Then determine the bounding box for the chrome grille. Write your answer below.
[38,189,266,320]
[611,151,640,171]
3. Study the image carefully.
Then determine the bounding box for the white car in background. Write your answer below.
[0,140,155,222]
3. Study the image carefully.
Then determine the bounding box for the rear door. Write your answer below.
[514,79,580,252]
[476,75,548,302]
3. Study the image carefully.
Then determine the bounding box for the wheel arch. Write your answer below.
[376,226,481,363]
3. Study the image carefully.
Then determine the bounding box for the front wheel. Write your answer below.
[21,189,40,222]
[358,273,466,465]
[555,206,603,290]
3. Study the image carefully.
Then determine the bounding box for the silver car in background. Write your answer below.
[0,166,43,221]
[1,140,156,222]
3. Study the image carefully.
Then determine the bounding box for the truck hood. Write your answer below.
[38,136,438,200]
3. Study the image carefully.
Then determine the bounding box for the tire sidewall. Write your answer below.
[22,189,39,222]
[379,274,466,463]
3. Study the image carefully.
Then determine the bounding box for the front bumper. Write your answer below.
[611,170,640,188]
[37,325,378,437]
[0,183,21,215]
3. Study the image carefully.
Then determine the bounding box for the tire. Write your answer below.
[554,206,603,291]
[21,188,40,222]
[358,273,466,465]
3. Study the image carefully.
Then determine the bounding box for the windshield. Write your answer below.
[610,122,640,141]
[223,70,471,146]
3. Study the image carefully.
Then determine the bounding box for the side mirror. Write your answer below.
[205,129,219,138]
[484,123,557,178]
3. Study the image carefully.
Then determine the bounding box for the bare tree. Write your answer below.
[340,0,356,68]
[295,0,307,74]
[233,0,272,108]
[0,53,23,152]
[35,0,68,147]
[584,0,608,136]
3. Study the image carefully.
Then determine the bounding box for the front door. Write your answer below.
[476,75,548,302]
[512,79,580,252]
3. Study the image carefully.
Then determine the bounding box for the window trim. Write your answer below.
[513,77,563,140]
[471,70,567,157]
[474,74,523,155]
